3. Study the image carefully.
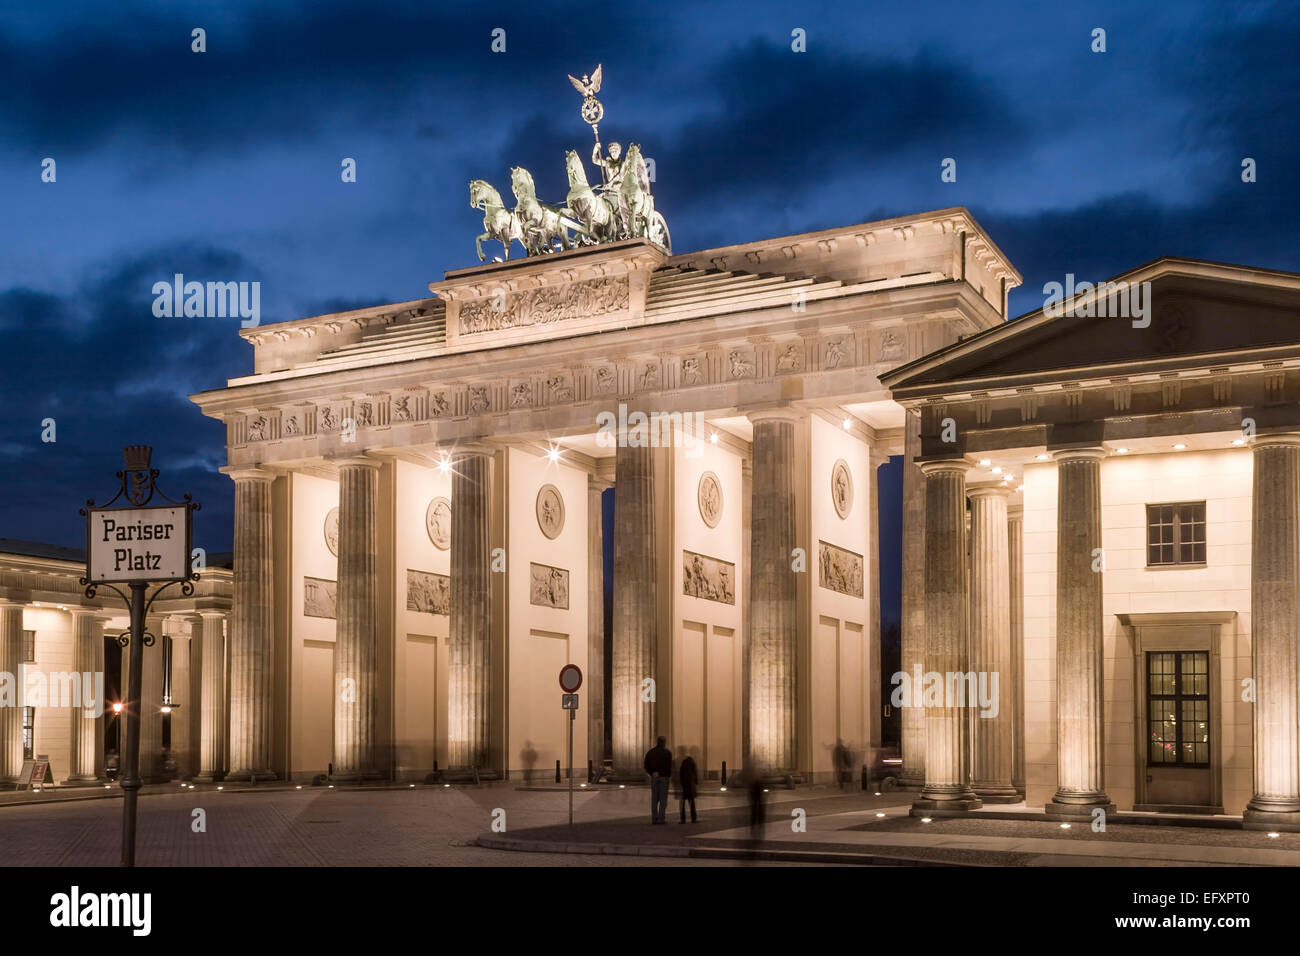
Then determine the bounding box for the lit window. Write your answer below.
[1146,501,1206,566]
[1147,651,1209,767]
[22,706,34,761]
[21,630,35,664]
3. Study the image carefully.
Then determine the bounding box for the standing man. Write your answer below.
[644,736,672,824]
[678,751,699,823]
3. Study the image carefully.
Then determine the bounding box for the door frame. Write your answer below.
[1118,611,1233,813]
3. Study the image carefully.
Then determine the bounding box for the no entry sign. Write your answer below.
[558,664,583,693]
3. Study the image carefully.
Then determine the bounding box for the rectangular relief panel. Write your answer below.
[529,562,571,609]
[407,569,450,615]
[818,541,864,598]
[682,550,736,605]
[304,577,337,619]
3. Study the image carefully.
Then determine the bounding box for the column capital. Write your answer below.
[1252,433,1300,449]
[1007,502,1024,519]
[746,404,803,426]
[0,599,27,610]
[333,455,383,471]
[196,608,228,621]
[968,480,1013,498]
[221,465,276,483]
[1050,446,1106,463]
[588,474,613,494]
[918,457,970,477]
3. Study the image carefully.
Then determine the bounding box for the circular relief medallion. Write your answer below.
[536,484,565,539]
[426,497,451,551]
[697,471,723,528]
[831,460,853,519]
[324,507,340,557]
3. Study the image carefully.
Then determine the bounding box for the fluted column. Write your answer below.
[899,410,926,788]
[969,483,1017,802]
[195,611,227,782]
[449,449,492,772]
[587,476,610,770]
[913,460,981,812]
[65,610,104,783]
[167,622,194,780]
[1048,448,1113,816]
[1245,435,1300,827]
[1008,504,1025,793]
[0,602,24,782]
[140,615,166,782]
[331,458,380,781]
[226,468,277,780]
[612,442,656,778]
[746,409,799,777]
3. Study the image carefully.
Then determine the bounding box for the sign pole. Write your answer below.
[568,709,574,825]
[79,446,198,869]
[120,581,146,867]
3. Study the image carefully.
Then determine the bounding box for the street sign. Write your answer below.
[562,693,579,710]
[86,505,192,583]
[558,663,583,693]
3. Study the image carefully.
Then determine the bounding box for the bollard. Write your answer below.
[721,761,728,787]
[587,759,594,783]
[555,759,562,783]
[862,765,868,790]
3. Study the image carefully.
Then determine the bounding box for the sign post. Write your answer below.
[80,446,198,867]
[559,665,583,825]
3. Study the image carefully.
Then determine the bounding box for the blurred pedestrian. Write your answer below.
[678,753,699,823]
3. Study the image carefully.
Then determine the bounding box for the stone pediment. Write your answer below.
[885,259,1300,395]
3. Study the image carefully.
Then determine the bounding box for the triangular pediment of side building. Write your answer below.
[886,259,1300,392]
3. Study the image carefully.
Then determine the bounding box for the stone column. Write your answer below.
[913,460,981,812]
[899,410,926,789]
[587,476,609,771]
[195,611,227,782]
[167,622,194,780]
[65,610,104,783]
[449,449,492,772]
[1245,435,1300,828]
[867,449,885,752]
[1048,448,1113,817]
[612,442,657,778]
[331,457,380,781]
[226,468,277,781]
[968,483,1017,802]
[140,615,166,782]
[0,602,24,783]
[746,409,799,778]
[1008,504,1025,793]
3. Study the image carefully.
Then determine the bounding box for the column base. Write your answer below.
[1045,795,1115,819]
[912,788,982,813]
[1243,805,1300,832]
[972,784,1022,804]
[60,775,103,786]
[192,772,226,784]
[896,770,926,791]
[225,769,279,782]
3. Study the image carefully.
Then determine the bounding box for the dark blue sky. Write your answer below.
[2,1,1295,620]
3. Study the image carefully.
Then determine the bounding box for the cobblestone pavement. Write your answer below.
[0,783,832,867]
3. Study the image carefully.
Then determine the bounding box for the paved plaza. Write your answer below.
[0,782,1293,867]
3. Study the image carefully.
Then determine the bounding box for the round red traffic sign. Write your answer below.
[558,664,583,692]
